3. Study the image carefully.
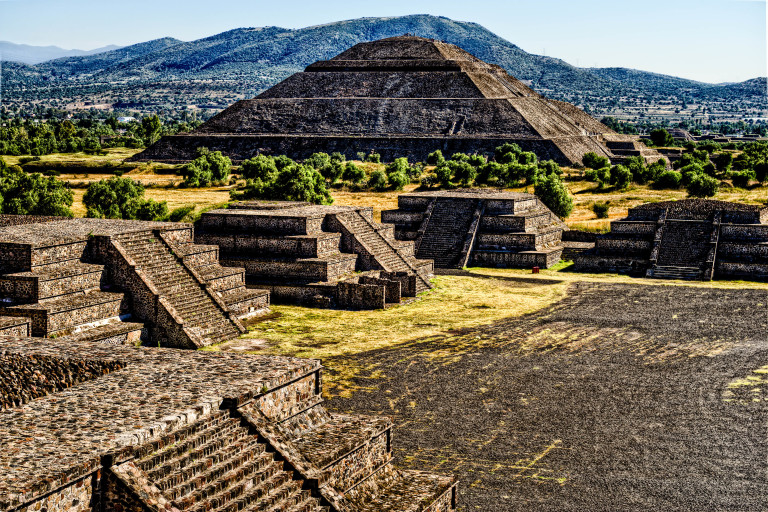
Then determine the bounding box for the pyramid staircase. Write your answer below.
[331,210,432,293]
[196,204,433,309]
[416,198,479,268]
[111,230,246,348]
[383,192,566,270]
[108,376,457,512]
[646,219,715,280]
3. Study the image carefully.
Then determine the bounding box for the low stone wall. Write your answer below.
[595,237,653,256]
[718,242,768,261]
[561,230,598,243]
[14,474,96,512]
[573,253,650,275]
[610,221,657,236]
[0,353,125,410]
[253,370,321,422]
[326,429,390,492]
[716,261,768,278]
[337,281,386,310]
[720,224,768,242]
[199,210,323,235]
[471,249,561,268]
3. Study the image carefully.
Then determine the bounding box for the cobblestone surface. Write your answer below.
[0,336,320,509]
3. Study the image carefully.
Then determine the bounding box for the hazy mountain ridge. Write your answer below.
[0,41,122,65]
[2,15,764,116]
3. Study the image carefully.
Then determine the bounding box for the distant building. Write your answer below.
[117,116,136,123]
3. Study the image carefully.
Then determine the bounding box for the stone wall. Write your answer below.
[14,474,96,512]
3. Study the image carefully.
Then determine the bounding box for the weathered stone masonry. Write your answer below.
[0,336,457,511]
[196,201,434,309]
[382,190,567,269]
[133,36,663,166]
[0,217,269,349]
[575,199,768,281]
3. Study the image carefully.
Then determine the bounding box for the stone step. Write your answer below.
[346,464,457,512]
[0,262,106,304]
[195,264,246,291]
[6,290,128,337]
[64,320,145,345]
[647,266,703,280]
[184,463,294,512]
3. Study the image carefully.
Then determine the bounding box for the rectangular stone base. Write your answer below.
[471,247,562,269]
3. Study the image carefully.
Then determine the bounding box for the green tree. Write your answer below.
[240,155,278,181]
[83,176,167,220]
[141,115,162,145]
[534,173,573,219]
[426,150,446,166]
[686,173,719,197]
[342,162,366,184]
[609,165,632,190]
[582,152,610,170]
[650,128,674,147]
[0,162,73,217]
[182,147,231,187]
[654,170,683,189]
[367,169,387,191]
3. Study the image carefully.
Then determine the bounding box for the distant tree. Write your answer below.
[534,173,573,219]
[342,162,366,184]
[367,169,387,191]
[650,128,674,147]
[141,115,162,145]
[582,152,610,170]
[84,176,167,220]
[240,155,278,181]
[434,163,453,188]
[592,202,610,219]
[686,173,719,197]
[426,150,445,166]
[730,170,754,188]
[182,147,231,187]
[365,152,381,163]
[609,165,632,190]
[385,157,410,190]
[654,170,683,189]
[231,163,332,205]
[0,161,73,217]
[494,143,522,164]
[450,160,477,186]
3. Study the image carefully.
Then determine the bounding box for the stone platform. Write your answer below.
[0,216,270,349]
[574,199,768,281]
[196,201,434,309]
[0,336,457,511]
[381,190,567,269]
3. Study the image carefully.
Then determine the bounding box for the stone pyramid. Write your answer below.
[135,36,658,165]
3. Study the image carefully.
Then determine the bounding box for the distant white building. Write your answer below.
[117,116,136,123]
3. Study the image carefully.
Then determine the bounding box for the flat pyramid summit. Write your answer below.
[135,36,661,165]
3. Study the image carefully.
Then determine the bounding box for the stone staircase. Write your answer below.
[113,230,243,347]
[120,409,328,512]
[417,198,479,268]
[647,220,713,280]
[240,398,457,512]
[333,210,432,293]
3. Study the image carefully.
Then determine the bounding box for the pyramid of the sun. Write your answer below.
[134,36,659,165]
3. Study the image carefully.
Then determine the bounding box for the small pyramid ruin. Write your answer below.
[135,36,661,165]
[0,336,457,511]
[575,199,768,280]
[0,216,269,348]
[196,201,434,309]
[382,190,567,269]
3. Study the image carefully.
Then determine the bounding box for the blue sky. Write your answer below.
[0,0,765,83]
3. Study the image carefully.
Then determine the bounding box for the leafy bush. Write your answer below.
[609,165,632,190]
[755,162,768,183]
[686,173,719,197]
[730,171,754,188]
[534,173,573,219]
[654,170,683,189]
[426,150,445,166]
[367,169,388,191]
[494,143,522,164]
[468,154,487,168]
[713,152,733,173]
[477,162,505,185]
[387,170,409,191]
[231,163,333,204]
[650,128,674,147]
[342,162,366,184]
[450,160,477,186]
[365,152,381,163]
[434,164,453,188]
[84,176,167,220]
[182,147,231,187]
[584,167,611,189]
[0,160,74,217]
[538,160,562,176]
[592,202,610,219]
[582,152,610,170]
[240,155,278,181]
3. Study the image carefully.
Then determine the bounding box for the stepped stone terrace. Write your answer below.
[134,36,662,166]
[0,335,457,511]
[574,199,768,281]
[196,201,434,310]
[381,190,567,269]
[0,216,269,349]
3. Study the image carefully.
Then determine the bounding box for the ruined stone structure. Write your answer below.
[0,336,457,511]
[381,190,567,269]
[0,217,269,348]
[196,201,434,309]
[575,199,768,280]
[133,36,661,166]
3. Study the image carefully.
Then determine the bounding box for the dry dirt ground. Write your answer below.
[326,281,768,511]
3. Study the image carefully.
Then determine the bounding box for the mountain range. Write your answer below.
[2,15,765,118]
[0,41,122,65]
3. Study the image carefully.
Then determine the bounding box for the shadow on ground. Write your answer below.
[326,281,768,511]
